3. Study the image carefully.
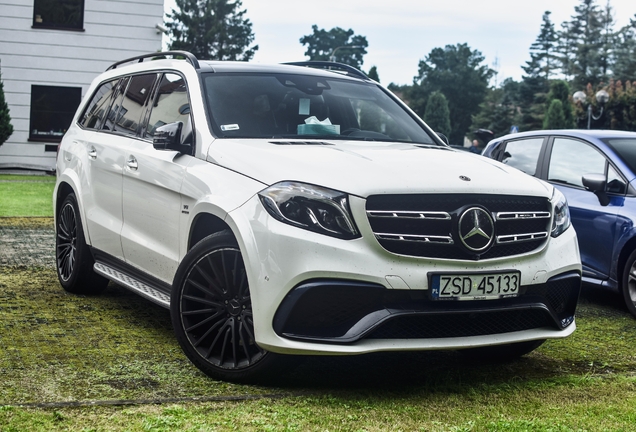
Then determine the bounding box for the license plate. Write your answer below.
[430,272,520,300]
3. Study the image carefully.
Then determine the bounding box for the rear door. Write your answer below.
[78,77,128,260]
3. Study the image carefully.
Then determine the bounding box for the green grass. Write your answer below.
[0,174,56,217]
[2,178,636,430]
[1,266,636,431]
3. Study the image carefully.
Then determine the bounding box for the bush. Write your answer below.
[574,81,636,131]
[0,72,14,146]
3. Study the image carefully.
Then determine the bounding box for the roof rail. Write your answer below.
[283,61,368,80]
[106,51,200,71]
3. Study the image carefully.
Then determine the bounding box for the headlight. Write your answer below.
[259,181,360,240]
[551,187,571,237]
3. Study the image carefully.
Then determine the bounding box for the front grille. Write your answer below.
[366,194,552,260]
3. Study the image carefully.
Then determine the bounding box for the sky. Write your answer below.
[163,0,635,87]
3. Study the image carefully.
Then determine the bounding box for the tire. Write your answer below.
[621,249,636,318]
[171,231,290,383]
[55,193,109,294]
[460,339,545,362]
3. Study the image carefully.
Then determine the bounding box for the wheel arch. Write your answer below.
[617,236,636,289]
[54,173,91,244]
[187,212,233,251]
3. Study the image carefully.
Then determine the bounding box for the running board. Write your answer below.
[94,261,171,308]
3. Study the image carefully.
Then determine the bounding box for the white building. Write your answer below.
[0,0,164,171]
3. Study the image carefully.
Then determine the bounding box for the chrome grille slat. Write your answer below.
[497,231,549,244]
[367,210,451,220]
[375,233,454,244]
[496,211,550,220]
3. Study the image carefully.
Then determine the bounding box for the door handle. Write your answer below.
[88,146,97,159]
[126,155,138,171]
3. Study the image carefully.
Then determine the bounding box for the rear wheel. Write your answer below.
[621,249,636,318]
[171,231,290,383]
[460,339,545,362]
[55,193,108,294]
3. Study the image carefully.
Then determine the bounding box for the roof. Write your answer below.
[493,129,636,143]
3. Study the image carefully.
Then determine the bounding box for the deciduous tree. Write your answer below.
[412,43,493,144]
[299,25,368,69]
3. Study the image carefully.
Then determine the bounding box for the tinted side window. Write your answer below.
[145,73,192,144]
[548,138,606,188]
[111,74,158,137]
[79,79,118,130]
[607,165,627,194]
[500,138,544,176]
[102,77,130,131]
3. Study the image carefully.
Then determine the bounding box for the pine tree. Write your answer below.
[423,91,451,137]
[556,20,578,81]
[471,79,522,137]
[543,99,567,129]
[530,11,558,82]
[367,66,380,82]
[569,0,604,88]
[166,0,258,61]
[545,80,574,128]
[519,53,548,131]
[612,14,636,80]
[0,71,13,147]
[598,1,616,80]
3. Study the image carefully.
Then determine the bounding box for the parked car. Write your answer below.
[54,51,581,383]
[483,129,636,318]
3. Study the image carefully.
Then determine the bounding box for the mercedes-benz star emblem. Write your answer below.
[458,207,494,252]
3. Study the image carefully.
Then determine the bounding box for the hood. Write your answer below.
[207,139,552,198]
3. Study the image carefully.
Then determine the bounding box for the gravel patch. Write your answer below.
[0,218,55,268]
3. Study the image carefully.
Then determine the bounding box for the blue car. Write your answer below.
[482,130,636,318]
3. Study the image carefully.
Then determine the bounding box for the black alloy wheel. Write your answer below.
[171,231,288,382]
[57,198,78,283]
[622,249,636,318]
[55,193,108,294]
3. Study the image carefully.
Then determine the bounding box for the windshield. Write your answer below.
[202,72,436,144]
[604,138,636,175]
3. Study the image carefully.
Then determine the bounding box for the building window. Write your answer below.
[33,0,85,31]
[29,85,82,142]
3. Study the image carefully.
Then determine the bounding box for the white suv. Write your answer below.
[54,51,581,382]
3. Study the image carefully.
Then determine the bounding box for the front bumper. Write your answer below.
[227,194,582,355]
[274,271,580,343]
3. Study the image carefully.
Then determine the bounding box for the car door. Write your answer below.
[79,77,129,260]
[544,137,623,281]
[120,72,194,284]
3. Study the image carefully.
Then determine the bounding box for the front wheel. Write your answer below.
[171,231,290,383]
[621,249,636,318]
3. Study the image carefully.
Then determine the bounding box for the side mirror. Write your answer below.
[582,173,606,192]
[436,132,449,145]
[153,122,183,151]
[582,173,610,206]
